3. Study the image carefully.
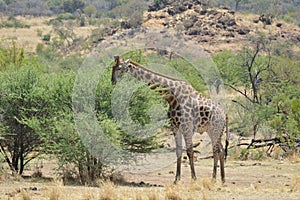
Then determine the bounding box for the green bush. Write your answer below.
[0,41,27,70]
[0,16,30,28]
[42,33,51,41]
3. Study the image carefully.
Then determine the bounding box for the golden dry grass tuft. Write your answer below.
[48,187,60,200]
[290,176,300,192]
[98,181,118,200]
[201,191,213,200]
[21,189,31,200]
[165,184,183,200]
[201,178,215,191]
[188,181,202,191]
[145,188,160,200]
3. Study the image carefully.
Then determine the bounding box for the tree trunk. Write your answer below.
[12,138,19,172]
[78,162,86,185]
[0,143,17,174]
[19,143,24,175]
[253,123,259,139]
[235,0,241,11]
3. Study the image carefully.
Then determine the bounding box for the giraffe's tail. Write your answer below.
[224,114,229,160]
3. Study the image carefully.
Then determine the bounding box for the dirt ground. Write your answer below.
[0,157,299,200]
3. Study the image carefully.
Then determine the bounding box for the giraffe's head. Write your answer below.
[111,55,131,85]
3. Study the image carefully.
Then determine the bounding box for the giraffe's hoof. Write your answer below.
[174,179,181,185]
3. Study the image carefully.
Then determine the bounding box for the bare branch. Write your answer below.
[224,83,254,103]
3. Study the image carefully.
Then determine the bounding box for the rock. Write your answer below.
[220,6,230,10]
[228,10,235,15]
[148,3,160,12]
[224,32,235,37]
[253,19,259,23]
[187,28,200,35]
[177,5,188,13]
[183,0,194,7]
[265,18,272,25]
[199,37,209,42]
[184,20,194,30]
[194,7,201,13]
[167,8,176,16]
[199,9,207,15]
[259,14,272,25]
[216,23,223,29]
[202,30,210,35]
[121,21,131,29]
[237,28,250,35]
[29,187,38,191]
[208,9,219,16]
[214,12,223,20]
[139,181,146,186]
[218,17,236,27]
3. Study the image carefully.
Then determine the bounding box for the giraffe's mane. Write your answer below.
[129,60,187,83]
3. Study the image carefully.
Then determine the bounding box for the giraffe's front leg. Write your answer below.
[175,155,182,183]
[187,146,197,181]
[174,131,183,184]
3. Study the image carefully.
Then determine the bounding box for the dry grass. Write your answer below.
[165,184,183,200]
[201,178,215,191]
[21,189,31,200]
[0,16,98,54]
[98,181,118,200]
[48,187,60,200]
[290,176,300,192]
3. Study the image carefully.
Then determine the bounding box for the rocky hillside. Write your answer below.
[141,0,300,53]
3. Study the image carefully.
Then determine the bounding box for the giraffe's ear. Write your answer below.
[124,59,130,64]
[114,55,120,63]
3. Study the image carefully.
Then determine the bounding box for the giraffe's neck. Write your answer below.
[127,61,183,89]
[126,61,205,109]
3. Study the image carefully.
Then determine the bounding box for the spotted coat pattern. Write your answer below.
[112,56,229,183]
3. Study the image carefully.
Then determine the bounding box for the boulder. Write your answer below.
[121,21,131,29]
[148,3,160,12]
[199,9,207,15]
[187,28,201,35]
[237,28,250,35]
[167,8,176,16]
[184,20,194,30]
[259,14,272,25]
[218,17,236,27]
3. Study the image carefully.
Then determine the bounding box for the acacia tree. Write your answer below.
[215,34,300,150]
[0,65,44,174]
[222,35,272,139]
[233,0,249,11]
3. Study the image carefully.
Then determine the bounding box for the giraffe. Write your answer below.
[111,56,229,183]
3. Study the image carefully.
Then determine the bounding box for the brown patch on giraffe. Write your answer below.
[205,111,210,117]
[145,73,151,79]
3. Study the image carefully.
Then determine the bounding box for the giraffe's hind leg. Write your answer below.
[212,142,226,183]
[219,143,225,183]
[212,146,218,181]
